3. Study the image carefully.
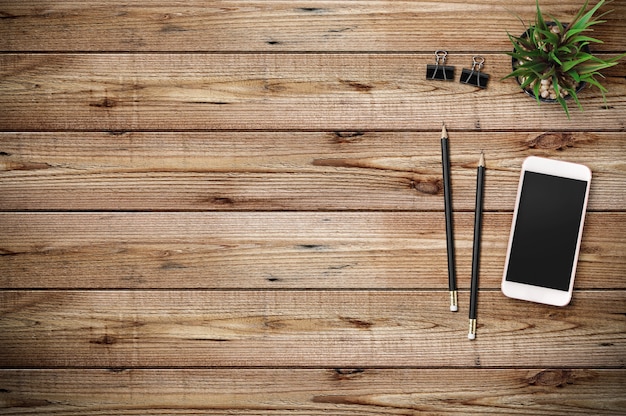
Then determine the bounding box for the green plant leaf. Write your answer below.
[548,15,566,34]
[567,86,584,112]
[551,77,572,119]
[507,64,547,81]
[567,0,608,38]
[577,60,620,75]
[566,17,608,36]
[535,0,546,27]
[520,76,537,90]
[567,0,594,29]
[534,26,560,45]
[557,45,573,55]
[563,27,589,38]
[533,80,543,106]
[568,35,604,45]
[567,70,582,83]
[584,76,609,93]
[516,61,551,77]
[550,52,563,66]
[561,53,595,72]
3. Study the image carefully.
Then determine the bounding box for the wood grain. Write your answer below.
[1,212,624,289]
[1,53,625,131]
[0,290,624,368]
[1,132,624,211]
[1,0,625,413]
[1,1,625,52]
[1,369,625,415]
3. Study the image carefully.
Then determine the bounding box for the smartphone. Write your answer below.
[501,156,591,306]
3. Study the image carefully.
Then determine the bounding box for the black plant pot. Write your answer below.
[512,23,589,103]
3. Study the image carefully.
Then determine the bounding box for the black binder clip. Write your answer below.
[426,50,454,81]
[460,56,489,89]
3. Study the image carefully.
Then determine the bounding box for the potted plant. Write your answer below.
[503,0,625,117]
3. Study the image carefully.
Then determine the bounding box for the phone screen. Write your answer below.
[505,171,588,291]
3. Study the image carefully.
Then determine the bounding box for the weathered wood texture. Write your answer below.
[1,290,624,368]
[1,1,625,52]
[0,132,624,211]
[1,0,625,414]
[1,369,625,415]
[1,212,625,289]
[1,53,625,131]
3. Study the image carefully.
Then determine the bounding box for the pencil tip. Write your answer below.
[441,122,448,139]
[478,152,485,167]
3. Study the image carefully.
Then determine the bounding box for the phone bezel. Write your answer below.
[501,156,591,306]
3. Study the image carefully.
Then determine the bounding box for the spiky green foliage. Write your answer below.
[503,0,625,118]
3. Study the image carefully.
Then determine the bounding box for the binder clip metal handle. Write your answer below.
[435,50,448,66]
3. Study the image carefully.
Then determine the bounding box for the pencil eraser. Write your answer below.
[450,305,458,312]
[468,333,476,340]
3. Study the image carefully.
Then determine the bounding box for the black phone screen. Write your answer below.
[505,171,588,291]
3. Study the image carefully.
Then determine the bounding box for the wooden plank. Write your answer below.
[1,368,625,415]
[0,2,623,414]
[0,290,624,368]
[1,53,625,131]
[1,212,624,289]
[0,1,625,52]
[1,132,624,211]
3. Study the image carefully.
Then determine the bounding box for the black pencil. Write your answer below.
[440,123,458,312]
[469,152,485,340]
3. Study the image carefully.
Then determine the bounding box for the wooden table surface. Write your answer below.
[1,1,625,414]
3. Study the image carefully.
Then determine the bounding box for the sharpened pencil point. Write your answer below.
[441,122,448,139]
[478,152,485,168]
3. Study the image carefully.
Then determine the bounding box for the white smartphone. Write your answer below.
[501,156,591,306]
